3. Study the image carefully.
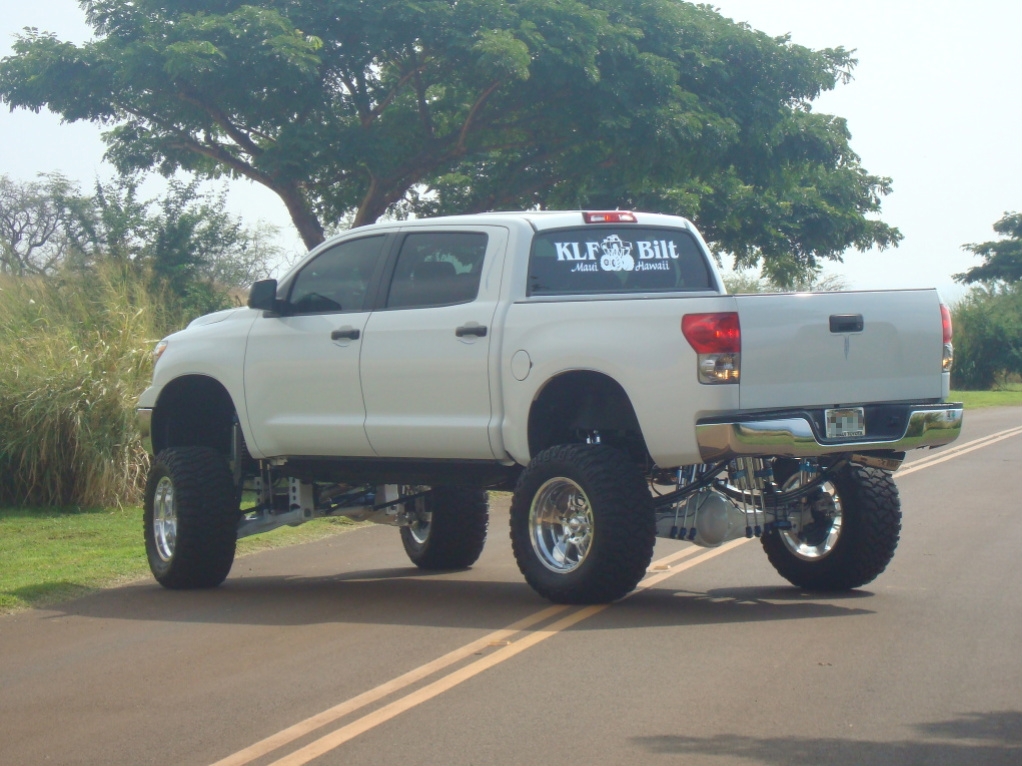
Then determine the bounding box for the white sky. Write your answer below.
[1,0,1020,298]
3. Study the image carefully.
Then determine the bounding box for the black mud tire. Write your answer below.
[143,446,241,589]
[762,464,901,591]
[510,444,655,604]
[400,487,489,569]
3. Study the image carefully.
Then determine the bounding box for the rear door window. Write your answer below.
[528,227,712,296]
[385,231,488,309]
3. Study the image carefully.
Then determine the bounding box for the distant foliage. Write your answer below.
[722,268,848,294]
[0,173,92,276]
[721,270,770,294]
[0,173,283,317]
[950,285,1022,391]
[90,176,283,291]
[0,265,173,507]
[949,212,1022,390]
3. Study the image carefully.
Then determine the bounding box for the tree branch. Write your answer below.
[413,64,434,138]
[175,88,264,158]
[365,55,433,128]
[337,69,371,124]
[458,80,503,152]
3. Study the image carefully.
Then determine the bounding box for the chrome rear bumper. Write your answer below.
[696,405,963,462]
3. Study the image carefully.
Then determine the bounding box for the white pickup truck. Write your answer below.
[136,211,962,604]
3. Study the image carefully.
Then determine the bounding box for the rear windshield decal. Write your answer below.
[554,235,684,273]
[529,227,711,295]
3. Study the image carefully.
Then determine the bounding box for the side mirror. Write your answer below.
[247,279,280,313]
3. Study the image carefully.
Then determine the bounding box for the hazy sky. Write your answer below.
[1,0,1020,298]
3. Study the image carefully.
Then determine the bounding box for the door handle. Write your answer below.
[829,314,864,333]
[455,324,488,338]
[331,327,361,341]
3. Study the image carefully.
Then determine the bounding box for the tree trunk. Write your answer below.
[352,181,405,228]
[276,182,325,250]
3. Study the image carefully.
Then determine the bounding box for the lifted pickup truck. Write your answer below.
[137,211,962,604]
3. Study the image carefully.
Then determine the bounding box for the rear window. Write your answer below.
[528,227,713,296]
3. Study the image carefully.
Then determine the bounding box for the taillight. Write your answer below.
[940,304,954,372]
[683,313,740,352]
[940,304,953,344]
[583,211,637,224]
[682,313,741,384]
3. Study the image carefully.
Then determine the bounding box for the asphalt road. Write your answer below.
[1,407,1020,766]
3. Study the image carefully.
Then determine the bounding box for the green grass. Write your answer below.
[0,506,362,615]
[951,384,1022,409]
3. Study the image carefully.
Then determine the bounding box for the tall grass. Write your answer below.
[0,266,172,507]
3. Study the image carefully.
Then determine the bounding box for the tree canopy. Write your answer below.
[0,0,901,284]
[955,211,1022,285]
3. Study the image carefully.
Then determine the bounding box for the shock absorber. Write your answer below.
[729,458,753,538]
[676,465,698,540]
[799,458,819,487]
[730,457,775,537]
[658,465,705,541]
[752,458,774,537]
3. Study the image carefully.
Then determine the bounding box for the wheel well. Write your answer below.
[527,371,648,463]
[151,375,237,456]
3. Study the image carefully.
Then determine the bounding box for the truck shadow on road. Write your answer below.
[631,710,1022,766]
[38,570,875,631]
[617,584,875,626]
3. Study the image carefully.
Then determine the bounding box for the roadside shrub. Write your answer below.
[0,265,169,506]
[950,285,1022,390]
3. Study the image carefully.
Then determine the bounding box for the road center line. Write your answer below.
[213,426,1017,766]
[267,605,608,766]
[209,604,569,766]
[212,546,713,766]
[228,541,750,766]
[898,425,1022,476]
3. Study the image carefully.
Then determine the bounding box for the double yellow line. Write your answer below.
[214,423,1021,765]
[897,424,1022,477]
[213,540,748,766]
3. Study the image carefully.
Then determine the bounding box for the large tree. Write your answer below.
[0,0,900,282]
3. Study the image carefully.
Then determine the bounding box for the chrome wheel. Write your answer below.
[781,479,842,561]
[529,477,594,573]
[407,516,431,544]
[405,492,431,544]
[398,486,431,547]
[152,476,177,562]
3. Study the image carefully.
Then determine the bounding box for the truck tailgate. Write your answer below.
[736,289,945,411]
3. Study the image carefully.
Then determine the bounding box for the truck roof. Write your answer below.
[373,210,697,232]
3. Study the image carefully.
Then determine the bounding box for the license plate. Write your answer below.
[825,407,866,438]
